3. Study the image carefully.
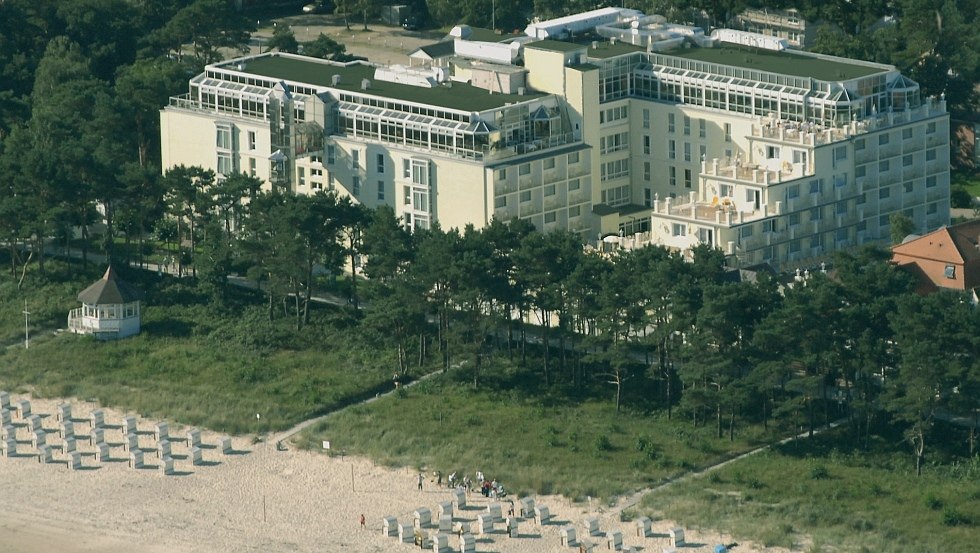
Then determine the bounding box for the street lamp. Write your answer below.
[23,300,30,349]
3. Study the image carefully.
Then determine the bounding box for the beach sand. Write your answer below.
[0,394,785,553]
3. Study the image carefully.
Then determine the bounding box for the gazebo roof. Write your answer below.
[77,266,144,305]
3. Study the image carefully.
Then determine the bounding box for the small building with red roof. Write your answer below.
[891,220,980,299]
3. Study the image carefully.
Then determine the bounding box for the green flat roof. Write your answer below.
[526,39,587,53]
[586,41,646,59]
[241,55,542,112]
[663,45,886,81]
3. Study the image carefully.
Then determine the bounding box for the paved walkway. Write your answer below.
[270,369,445,447]
[611,419,847,515]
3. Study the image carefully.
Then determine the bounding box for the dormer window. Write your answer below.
[945,265,956,279]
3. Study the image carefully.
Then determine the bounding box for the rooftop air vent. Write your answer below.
[331,74,341,86]
[518,87,526,95]
[361,78,371,90]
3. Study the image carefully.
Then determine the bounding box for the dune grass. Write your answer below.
[293,362,782,501]
[0,262,399,434]
[641,429,980,552]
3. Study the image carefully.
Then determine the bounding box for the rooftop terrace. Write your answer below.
[237,54,543,112]
[663,44,887,81]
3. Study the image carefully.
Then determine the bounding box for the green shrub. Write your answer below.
[925,493,944,511]
[810,464,830,480]
[942,507,967,527]
[594,435,612,451]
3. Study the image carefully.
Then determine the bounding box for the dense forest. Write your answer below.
[0,0,977,477]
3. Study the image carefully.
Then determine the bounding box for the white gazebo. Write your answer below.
[68,266,144,340]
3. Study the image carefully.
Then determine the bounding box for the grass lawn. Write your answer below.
[952,171,980,198]
[641,429,980,552]
[0,262,402,434]
[294,364,785,501]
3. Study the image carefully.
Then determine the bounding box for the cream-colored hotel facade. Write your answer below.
[161,9,950,269]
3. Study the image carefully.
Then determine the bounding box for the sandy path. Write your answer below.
[0,394,786,553]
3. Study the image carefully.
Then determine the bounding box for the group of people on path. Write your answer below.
[444,470,506,498]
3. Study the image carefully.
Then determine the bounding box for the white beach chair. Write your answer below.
[669,528,685,547]
[68,452,82,470]
[382,516,398,537]
[155,422,169,442]
[584,516,601,536]
[56,403,72,423]
[606,529,623,551]
[560,526,577,547]
[635,516,652,537]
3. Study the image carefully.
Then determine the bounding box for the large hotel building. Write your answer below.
[161,9,950,269]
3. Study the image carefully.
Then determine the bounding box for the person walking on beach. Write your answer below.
[360,514,365,530]
[418,472,424,491]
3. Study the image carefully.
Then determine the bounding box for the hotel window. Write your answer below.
[879,215,889,227]
[410,159,429,186]
[327,145,335,164]
[683,115,691,135]
[376,154,385,174]
[878,133,889,146]
[520,190,531,202]
[927,202,938,214]
[879,186,891,199]
[375,181,384,200]
[903,127,913,140]
[494,196,506,208]
[879,160,890,172]
[643,162,651,181]
[789,213,801,226]
[855,165,866,179]
[568,152,579,164]
[569,205,581,217]
[684,168,692,188]
[519,163,530,176]
[247,131,256,150]
[903,154,913,167]
[544,212,556,224]
[352,176,360,195]
[904,181,914,193]
[789,239,801,253]
[683,143,691,162]
[644,188,651,206]
[569,178,580,191]
[672,223,686,236]
[543,157,556,170]
[668,140,676,160]
[855,138,865,151]
[724,123,732,142]
[216,126,232,150]
[668,113,675,133]
[926,149,937,161]
[787,184,799,199]
[248,158,256,177]
[810,207,821,221]
[699,145,706,162]
[643,135,650,155]
[740,225,753,239]
[809,179,822,195]
[834,146,847,161]
[927,122,937,134]
[836,201,848,215]
[763,219,776,233]
[404,159,412,178]
[926,175,937,188]
[544,184,556,197]
[642,109,650,129]
[698,119,706,138]
[766,146,780,159]
[217,152,233,175]
[352,150,359,169]
[497,168,506,181]
[669,166,677,186]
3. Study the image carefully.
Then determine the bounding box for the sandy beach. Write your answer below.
[0,394,786,553]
